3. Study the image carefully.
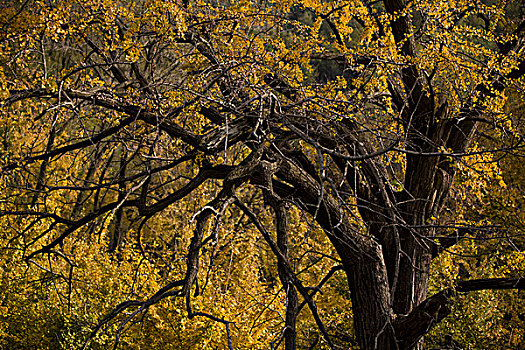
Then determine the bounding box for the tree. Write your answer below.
[1,0,524,349]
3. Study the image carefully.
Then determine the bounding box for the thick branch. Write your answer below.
[456,277,525,292]
[395,278,525,348]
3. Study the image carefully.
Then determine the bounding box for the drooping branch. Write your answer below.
[234,196,337,350]
[260,160,299,350]
[84,190,239,350]
[25,199,137,259]
[81,278,186,350]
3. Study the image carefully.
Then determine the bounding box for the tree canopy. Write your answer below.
[1,0,524,349]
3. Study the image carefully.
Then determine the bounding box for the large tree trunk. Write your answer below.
[341,242,397,349]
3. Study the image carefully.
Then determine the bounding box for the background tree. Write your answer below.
[1,0,524,349]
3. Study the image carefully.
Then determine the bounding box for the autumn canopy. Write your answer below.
[0,0,524,349]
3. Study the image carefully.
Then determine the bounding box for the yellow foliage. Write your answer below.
[0,0,523,348]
